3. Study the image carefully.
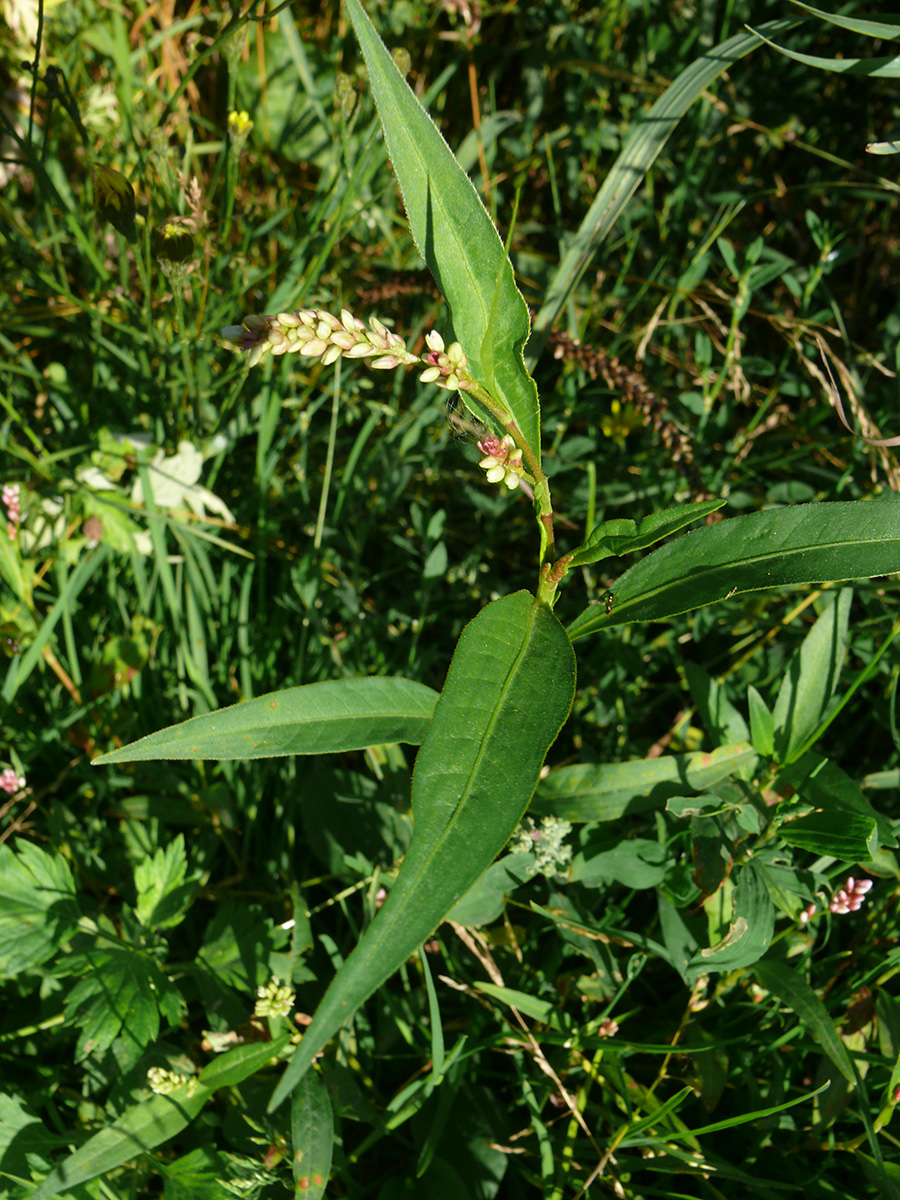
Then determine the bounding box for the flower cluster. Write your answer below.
[799,875,874,924]
[221,307,473,396]
[509,815,573,878]
[147,1067,196,1095]
[0,767,25,795]
[477,434,525,491]
[3,485,19,542]
[418,331,470,391]
[829,876,873,914]
[254,979,296,1019]
[597,1017,619,1038]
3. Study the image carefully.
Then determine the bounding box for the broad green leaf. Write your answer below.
[751,26,900,76]
[0,842,80,977]
[531,743,757,822]
[343,0,541,462]
[446,852,534,927]
[567,499,725,569]
[93,677,438,763]
[571,838,668,889]
[788,1,900,40]
[772,588,852,762]
[778,807,877,861]
[685,862,774,980]
[567,501,900,641]
[30,1084,213,1199]
[529,18,798,358]
[269,590,576,1108]
[754,959,857,1084]
[291,1073,334,1200]
[780,751,896,849]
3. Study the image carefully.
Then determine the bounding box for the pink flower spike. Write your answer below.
[0,767,25,795]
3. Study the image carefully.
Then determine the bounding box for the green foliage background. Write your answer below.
[2,0,900,1196]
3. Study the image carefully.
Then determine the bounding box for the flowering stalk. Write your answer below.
[222,307,560,589]
[3,484,20,542]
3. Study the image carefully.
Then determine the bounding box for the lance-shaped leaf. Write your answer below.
[343,0,541,463]
[31,1085,213,1199]
[567,501,900,641]
[567,498,725,568]
[269,590,576,1109]
[93,678,438,763]
[528,17,799,361]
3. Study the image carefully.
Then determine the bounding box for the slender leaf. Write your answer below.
[788,0,900,40]
[531,743,757,822]
[93,677,438,763]
[751,26,900,76]
[567,501,900,640]
[529,18,799,359]
[568,499,725,568]
[30,1085,213,1199]
[268,591,576,1108]
[772,588,852,762]
[754,960,857,1084]
[778,751,896,850]
[197,1032,294,1090]
[291,1073,334,1200]
[343,0,541,460]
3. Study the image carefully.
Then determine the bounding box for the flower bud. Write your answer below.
[151,217,195,265]
[92,164,137,241]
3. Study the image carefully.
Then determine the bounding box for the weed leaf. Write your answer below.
[567,501,900,639]
[268,590,576,1107]
[93,678,438,763]
[343,0,541,461]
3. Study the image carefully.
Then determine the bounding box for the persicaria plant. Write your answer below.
[20,2,900,1196]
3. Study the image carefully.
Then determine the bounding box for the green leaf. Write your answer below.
[529,18,799,357]
[93,677,438,763]
[779,807,877,860]
[772,588,852,762]
[567,499,725,569]
[788,1,900,40]
[446,852,534,928]
[531,743,757,822]
[683,662,750,749]
[268,591,576,1108]
[0,842,80,978]
[197,1032,294,1090]
[135,834,193,930]
[30,1084,213,1199]
[64,947,164,1061]
[291,1073,334,1200]
[779,751,896,851]
[747,686,775,756]
[685,862,774,980]
[567,501,900,640]
[751,24,900,76]
[342,0,541,462]
[754,959,857,1084]
[572,837,668,889]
